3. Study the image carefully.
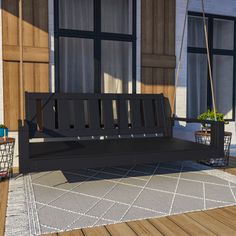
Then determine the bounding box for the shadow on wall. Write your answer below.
[1,0,48,34]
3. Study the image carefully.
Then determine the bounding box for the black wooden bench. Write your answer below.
[19,93,225,173]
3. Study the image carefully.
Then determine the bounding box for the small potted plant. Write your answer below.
[0,124,8,138]
[197,109,226,132]
[196,110,231,166]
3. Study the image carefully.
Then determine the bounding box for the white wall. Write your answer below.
[175,0,236,148]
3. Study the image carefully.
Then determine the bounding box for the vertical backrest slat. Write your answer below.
[154,96,165,129]
[73,100,86,131]
[42,98,55,131]
[102,99,114,130]
[130,99,142,128]
[117,98,129,131]
[143,99,155,128]
[57,99,70,130]
[26,98,37,132]
[88,99,100,130]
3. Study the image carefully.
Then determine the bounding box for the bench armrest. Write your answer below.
[173,117,225,158]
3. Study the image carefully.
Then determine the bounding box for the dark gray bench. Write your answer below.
[19,93,224,173]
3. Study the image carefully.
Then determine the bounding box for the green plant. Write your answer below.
[0,124,7,129]
[197,110,228,131]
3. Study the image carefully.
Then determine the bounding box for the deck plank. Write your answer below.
[43,234,58,236]
[204,208,236,231]
[82,225,110,236]
[106,222,137,236]
[148,217,189,236]
[58,229,84,236]
[168,213,216,235]
[127,219,163,235]
[0,179,9,236]
[219,156,236,175]
[187,211,236,236]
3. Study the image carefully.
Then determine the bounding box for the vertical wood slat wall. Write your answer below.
[2,0,49,130]
[141,0,176,111]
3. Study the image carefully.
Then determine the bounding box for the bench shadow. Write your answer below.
[54,161,214,185]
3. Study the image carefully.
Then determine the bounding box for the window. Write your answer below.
[187,12,236,120]
[55,0,136,94]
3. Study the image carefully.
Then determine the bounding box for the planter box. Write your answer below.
[0,128,8,137]
[195,131,232,167]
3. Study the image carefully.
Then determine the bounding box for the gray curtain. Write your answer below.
[101,0,132,34]
[101,41,132,94]
[213,55,233,119]
[59,0,133,94]
[187,53,208,118]
[59,0,93,31]
[59,38,94,93]
[101,0,133,93]
[213,19,234,50]
[187,16,208,118]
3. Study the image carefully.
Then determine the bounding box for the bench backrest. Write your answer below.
[24,93,172,139]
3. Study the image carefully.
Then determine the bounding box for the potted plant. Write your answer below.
[0,124,8,138]
[197,109,227,132]
[195,110,231,166]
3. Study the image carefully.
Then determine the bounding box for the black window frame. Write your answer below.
[54,0,137,94]
[187,11,236,121]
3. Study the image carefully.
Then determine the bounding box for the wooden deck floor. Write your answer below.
[0,179,9,236]
[1,158,236,236]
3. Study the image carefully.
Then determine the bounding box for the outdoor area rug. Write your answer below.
[5,160,236,235]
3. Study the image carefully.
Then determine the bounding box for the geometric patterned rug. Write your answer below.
[5,161,236,235]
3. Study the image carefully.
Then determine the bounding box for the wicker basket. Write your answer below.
[195,131,232,167]
[0,138,15,179]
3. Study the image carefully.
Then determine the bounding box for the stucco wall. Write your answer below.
[175,0,236,150]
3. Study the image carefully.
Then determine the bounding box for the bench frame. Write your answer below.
[19,93,225,173]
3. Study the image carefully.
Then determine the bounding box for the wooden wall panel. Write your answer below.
[2,0,49,130]
[3,62,20,130]
[141,0,176,112]
[2,0,19,46]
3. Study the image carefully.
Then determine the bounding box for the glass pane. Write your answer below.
[188,16,207,48]
[213,55,234,119]
[187,53,208,118]
[59,37,94,93]
[213,19,234,50]
[101,0,132,34]
[59,0,93,31]
[101,40,132,93]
